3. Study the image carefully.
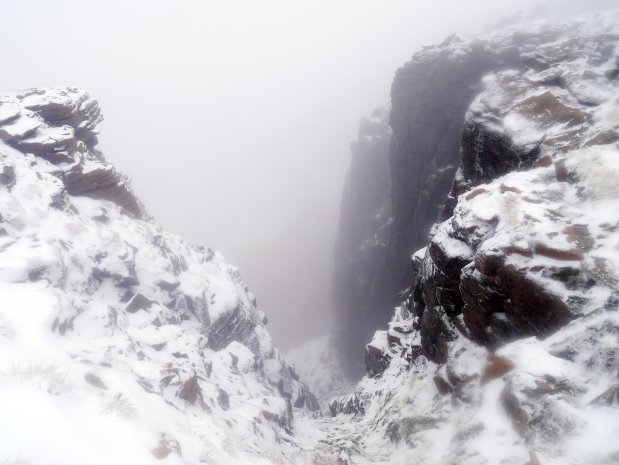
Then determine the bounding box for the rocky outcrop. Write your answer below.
[332,107,392,376]
[413,24,619,362]
[0,87,144,216]
[329,11,619,465]
[333,25,576,377]
[0,87,318,465]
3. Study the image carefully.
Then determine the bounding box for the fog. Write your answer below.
[0,0,615,350]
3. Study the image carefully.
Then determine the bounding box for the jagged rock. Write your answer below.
[125,293,153,313]
[332,106,393,376]
[332,23,581,376]
[329,391,364,417]
[0,85,319,464]
[0,166,15,189]
[207,305,257,352]
[63,163,143,216]
[178,374,201,405]
[327,13,619,465]
[364,337,391,377]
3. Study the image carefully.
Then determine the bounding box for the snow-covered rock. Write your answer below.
[287,336,352,408]
[0,87,318,465]
[327,11,619,465]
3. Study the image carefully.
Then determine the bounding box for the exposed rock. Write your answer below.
[481,354,514,384]
[207,305,257,352]
[0,166,16,190]
[329,391,364,417]
[0,85,320,464]
[84,373,108,390]
[332,106,393,376]
[151,435,182,459]
[178,373,202,406]
[327,12,619,465]
[125,293,153,313]
[333,24,576,376]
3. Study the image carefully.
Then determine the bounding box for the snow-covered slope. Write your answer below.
[327,11,619,465]
[287,336,352,408]
[0,87,318,465]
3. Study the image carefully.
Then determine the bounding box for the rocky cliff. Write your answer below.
[0,87,319,465]
[329,11,619,465]
[333,18,591,376]
[332,106,393,376]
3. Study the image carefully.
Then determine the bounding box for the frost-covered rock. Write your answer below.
[0,87,318,465]
[333,15,593,378]
[327,11,619,465]
[332,106,393,377]
[287,336,352,408]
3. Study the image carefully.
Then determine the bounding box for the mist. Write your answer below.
[0,0,615,351]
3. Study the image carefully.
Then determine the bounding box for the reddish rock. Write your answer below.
[481,355,515,384]
[433,374,454,395]
[534,242,584,261]
[500,383,529,434]
[151,435,182,459]
[178,373,201,405]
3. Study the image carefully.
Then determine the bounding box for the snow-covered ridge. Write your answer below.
[0,87,318,465]
[328,10,619,465]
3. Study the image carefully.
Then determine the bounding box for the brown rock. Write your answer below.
[466,187,487,200]
[554,159,569,182]
[513,91,589,128]
[433,374,454,395]
[497,265,573,336]
[584,130,619,147]
[500,383,529,434]
[178,373,201,405]
[481,355,515,384]
[151,435,182,459]
[420,306,454,364]
[534,242,584,261]
[535,154,553,167]
[563,224,594,251]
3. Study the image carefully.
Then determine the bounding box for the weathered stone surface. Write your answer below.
[177,373,201,405]
[207,305,256,352]
[333,27,578,377]
[125,293,153,313]
[151,435,182,459]
[329,391,364,417]
[63,164,143,217]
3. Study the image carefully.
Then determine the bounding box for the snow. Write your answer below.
[0,88,319,465]
[286,335,352,407]
[0,113,41,140]
[1,9,619,465]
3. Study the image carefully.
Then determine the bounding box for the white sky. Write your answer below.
[0,0,615,349]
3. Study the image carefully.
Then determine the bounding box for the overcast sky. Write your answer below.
[0,0,615,350]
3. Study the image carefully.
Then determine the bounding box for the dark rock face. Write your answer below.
[385,37,525,310]
[0,87,145,218]
[63,164,143,217]
[408,30,619,363]
[207,305,257,352]
[333,31,569,377]
[332,107,392,376]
